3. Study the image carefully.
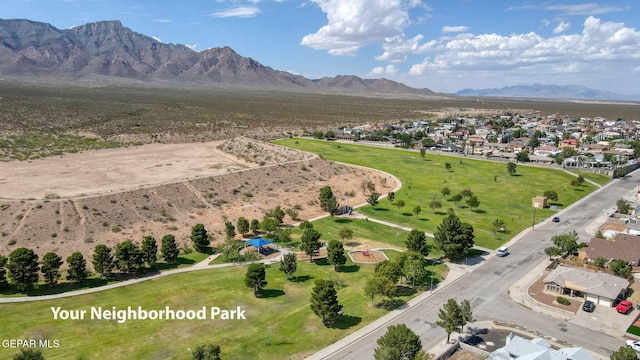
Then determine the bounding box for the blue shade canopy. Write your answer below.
[247,238,274,248]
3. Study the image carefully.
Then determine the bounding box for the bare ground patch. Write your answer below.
[0,138,396,263]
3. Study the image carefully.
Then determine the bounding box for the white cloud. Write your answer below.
[442,25,470,33]
[153,19,173,23]
[543,3,627,16]
[301,0,423,55]
[406,16,640,92]
[209,6,260,18]
[185,43,198,51]
[375,34,424,62]
[553,20,571,34]
[369,64,398,76]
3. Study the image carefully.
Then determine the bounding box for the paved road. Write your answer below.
[317,171,639,359]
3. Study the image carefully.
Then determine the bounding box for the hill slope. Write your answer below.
[0,19,434,95]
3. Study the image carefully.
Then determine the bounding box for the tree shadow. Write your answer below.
[401,212,412,217]
[152,257,196,271]
[395,285,417,297]
[21,277,112,296]
[313,258,330,266]
[334,218,353,224]
[329,314,362,329]
[260,289,286,298]
[293,274,314,282]
[472,209,486,214]
[339,264,360,273]
[376,298,407,311]
[345,241,362,247]
[374,208,389,212]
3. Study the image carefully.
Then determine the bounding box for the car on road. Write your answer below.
[496,247,509,257]
[552,216,560,222]
[627,340,640,352]
[617,300,633,314]
[582,300,595,312]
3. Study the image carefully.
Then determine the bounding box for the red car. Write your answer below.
[617,300,633,314]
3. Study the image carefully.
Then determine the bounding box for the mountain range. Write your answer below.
[0,18,434,95]
[1,19,637,102]
[455,84,640,102]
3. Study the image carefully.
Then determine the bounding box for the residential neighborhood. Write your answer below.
[322,112,640,178]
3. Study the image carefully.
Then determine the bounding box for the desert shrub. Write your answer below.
[556,296,570,306]
[111,225,122,233]
[8,239,16,245]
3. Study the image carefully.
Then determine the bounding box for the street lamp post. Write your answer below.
[532,206,536,230]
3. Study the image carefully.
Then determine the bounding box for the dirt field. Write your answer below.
[0,141,254,200]
[0,138,396,261]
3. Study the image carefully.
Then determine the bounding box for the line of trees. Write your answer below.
[0,230,187,292]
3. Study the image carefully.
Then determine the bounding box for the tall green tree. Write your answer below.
[445,162,452,172]
[161,234,180,264]
[92,244,114,278]
[551,231,580,254]
[402,253,427,287]
[375,260,402,284]
[267,205,286,224]
[66,252,87,283]
[436,298,462,343]
[374,324,423,360]
[0,255,8,289]
[433,210,475,261]
[543,190,558,202]
[7,247,40,292]
[224,221,236,240]
[325,195,340,217]
[412,205,422,218]
[250,219,260,234]
[141,235,158,267]
[319,186,335,211]
[367,192,380,208]
[387,191,395,203]
[617,198,630,215]
[459,299,474,332]
[115,240,143,273]
[395,199,405,213]
[428,200,442,214]
[191,223,210,253]
[237,217,250,237]
[338,227,353,244]
[466,195,480,211]
[405,230,428,255]
[41,252,63,287]
[364,275,396,306]
[610,346,638,360]
[279,252,298,281]
[610,259,632,277]
[507,162,517,176]
[441,186,451,198]
[327,240,347,271]
[310,279,342,325]
[191,343,221,360]
[244,263,268,296]
[300,228,322,262]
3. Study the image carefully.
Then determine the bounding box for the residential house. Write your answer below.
[582,233,640,265]
[543,266,628,306]
[489,333,595,360]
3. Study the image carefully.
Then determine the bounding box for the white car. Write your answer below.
[496,247,509,257]
[626,340,640,352]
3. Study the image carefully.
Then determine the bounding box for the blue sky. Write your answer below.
[3,0,639,94]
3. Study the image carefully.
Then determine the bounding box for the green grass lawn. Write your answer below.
[566,169,612,186]
[288,216,445,258]
[275,139,602,249]
[0,251,445,360]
